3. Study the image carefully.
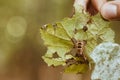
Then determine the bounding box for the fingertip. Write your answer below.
[100,1,120,20]
[101,3,117,20]
[101,2,120,20]
[91,0,106,11]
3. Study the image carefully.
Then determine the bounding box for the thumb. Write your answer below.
[101,1,120,20]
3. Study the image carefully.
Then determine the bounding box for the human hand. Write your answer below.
[76,0,120,20]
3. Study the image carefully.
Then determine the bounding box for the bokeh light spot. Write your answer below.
[7,16,27,37]
[6,16,27,42]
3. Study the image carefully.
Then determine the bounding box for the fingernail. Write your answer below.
[101,3,117,20]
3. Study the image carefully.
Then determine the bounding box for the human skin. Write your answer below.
[77,0,120,20]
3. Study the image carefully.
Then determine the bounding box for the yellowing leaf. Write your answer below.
[74,30,93,40]
[40,2,115,74]
[92,14,110,30]
[64,64,89,74]
[99,28,115,42]
[42,56,65,66]
[40,30,72,47]
[84,38,97,59]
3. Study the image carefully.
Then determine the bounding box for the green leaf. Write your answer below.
[64,64,89,74]
[40,3,115,74]
[99,28,115,42]
[84,38,97,59]
[92,14,110,30]
[74,30,93,40]
[41,23,71,40]
[42,55,73,66]
[60,18,75,38]
[42,56,65,66]
[40,29,73,58]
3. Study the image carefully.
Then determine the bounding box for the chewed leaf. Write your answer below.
[61,18,76,38]
[74,29,93,40]
[88,23,99,35]
[61,13,90,38]
[42,55,73,66]
[40,1,115,74]
[42,56,65,66]
[84,38,97,59]
[54,23,71,40]
[64,64,89,74]
[73,13,90,30]
[41,23,71,40]
[99,28,115,42]
[92,13,110,30]
[45,46,72,58]
[40,30,72,47]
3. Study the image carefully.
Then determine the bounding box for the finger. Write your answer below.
[91,0,107,11]
[74,0,89,10]
[101,1,120,20]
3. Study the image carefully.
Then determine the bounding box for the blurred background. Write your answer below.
[0,0,119,80]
